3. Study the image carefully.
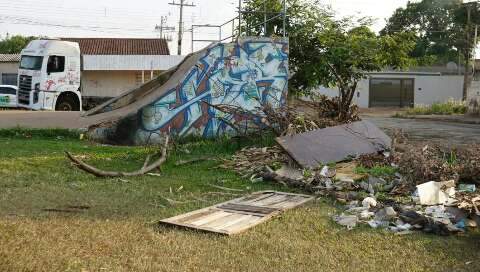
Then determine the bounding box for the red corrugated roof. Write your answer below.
[60,38,170,55]
[0,54,20,62]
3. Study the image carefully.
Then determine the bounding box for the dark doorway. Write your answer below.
[369,78,414,107]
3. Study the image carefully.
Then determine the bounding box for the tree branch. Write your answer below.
[66,135,169,177]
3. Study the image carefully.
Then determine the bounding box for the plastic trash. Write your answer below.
[416,180,456,206]
[458,184,476,193]
[362,197,377,209]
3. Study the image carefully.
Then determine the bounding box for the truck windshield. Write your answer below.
[20,56,43,70]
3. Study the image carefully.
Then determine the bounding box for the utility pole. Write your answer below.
[474,24,478,73]
[155,16,175,40]
[169,0,196,55]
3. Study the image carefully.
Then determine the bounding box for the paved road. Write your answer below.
[0,110,87,129]
[366,117,480,145]
[0,110,478,144]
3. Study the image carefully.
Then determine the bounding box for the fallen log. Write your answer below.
[66,135,169,177]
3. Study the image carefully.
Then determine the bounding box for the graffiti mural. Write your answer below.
[88,38,289,145]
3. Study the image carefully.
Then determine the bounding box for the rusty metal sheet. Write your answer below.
[276,120,391,168]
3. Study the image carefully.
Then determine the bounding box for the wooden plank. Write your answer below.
[158,191,314,235]
[236,192,276,205]
[202,213,254,229]
[188,210,231,226]
[217,203,280,215]
[250,194,289,207]
[220,215,264,233]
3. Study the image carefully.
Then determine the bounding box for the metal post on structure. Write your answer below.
[238,0,242,37]
[264,0,267,36]
[282,0,287,37]
[219,26,222,41]
[191,26,194,53]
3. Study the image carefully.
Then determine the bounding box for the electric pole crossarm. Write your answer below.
[169,0,196,55]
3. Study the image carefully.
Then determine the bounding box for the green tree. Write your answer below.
[243,0,333,91]
[243,0,416,120]
[0,35,37,54]
[311,22,416,119]
[382,0,480,65]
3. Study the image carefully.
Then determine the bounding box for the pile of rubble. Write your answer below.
[222,121,480,236]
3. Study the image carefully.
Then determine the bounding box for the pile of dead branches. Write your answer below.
[207,98,348,137]
[220,146,291,178]
[394,142,480,185]
[297,95,361,123]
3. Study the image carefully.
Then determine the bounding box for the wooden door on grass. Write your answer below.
[159,191,314,235]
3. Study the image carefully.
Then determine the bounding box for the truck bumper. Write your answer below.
[19,91,56,111]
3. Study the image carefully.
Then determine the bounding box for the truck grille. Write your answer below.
[19,75,32,90]
[18,75,32,105]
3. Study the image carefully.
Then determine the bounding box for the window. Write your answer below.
[1,73,18,86]
[20,55,43,70]
[0,87,16,95]
[47,56,65,74]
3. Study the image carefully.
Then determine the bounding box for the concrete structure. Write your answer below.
[315,72,464,108]
[85,37,289,145]
[0,54,20,86]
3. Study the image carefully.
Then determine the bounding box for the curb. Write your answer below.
[392,115,480,125]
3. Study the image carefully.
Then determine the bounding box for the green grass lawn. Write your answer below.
[1,129,479,272]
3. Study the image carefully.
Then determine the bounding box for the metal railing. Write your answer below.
[190,0,286,52]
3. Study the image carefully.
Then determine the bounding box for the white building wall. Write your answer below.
[313,80,369,107]
[0,62,20,83]
[313,74,464,108]
[82,71,139,98]
[82,55,184,71]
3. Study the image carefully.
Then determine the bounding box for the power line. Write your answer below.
[170,0,196,55]
[155,16,175,40]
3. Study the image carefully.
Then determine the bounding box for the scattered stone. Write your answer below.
[333,215,358,230]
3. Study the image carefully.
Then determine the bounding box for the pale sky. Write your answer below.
[0,0,409,55]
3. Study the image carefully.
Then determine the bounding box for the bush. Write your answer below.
[405,99,467,115]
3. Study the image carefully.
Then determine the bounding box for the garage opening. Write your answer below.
[369,78,414,107]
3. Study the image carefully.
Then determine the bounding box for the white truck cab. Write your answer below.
[18,40,82,111]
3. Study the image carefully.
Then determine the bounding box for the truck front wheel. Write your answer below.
[55,93,80,111]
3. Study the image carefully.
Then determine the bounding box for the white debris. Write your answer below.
[360,210,375,220]
[416,180,456,206]
[320,166,330,177]
[362,197,377,209]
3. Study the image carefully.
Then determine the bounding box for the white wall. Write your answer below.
[82,55,184,71]
[313,80,369,107]
[0,62,19,83]
[82,70,139,98]
[313,74,464,108]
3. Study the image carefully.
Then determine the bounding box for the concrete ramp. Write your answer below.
[83,37,289,145]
